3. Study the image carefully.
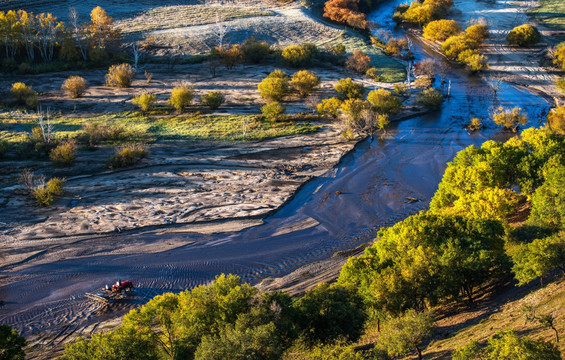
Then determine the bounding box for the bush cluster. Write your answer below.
[507,24,541,46]
[258,69,290,101]
[290,70,320,97]
[132,93,157,112]
[105,63,135,88]
[261,101,286,122]
[334,78,365,100]
[423,19,461,41]
[10,82,38,108]
[107,145,147,169]
[49,139,77,166]
[32,177,66,206]
[201,91,225,110]
[62,75,89,98]
[281,43,318,67]
[345,50,371,74]
[168,85,194,113]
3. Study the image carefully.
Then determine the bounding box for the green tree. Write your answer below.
[553,42,565,70]
[418,88,443,109]
[317,97,342,118]
[258,70,290,101]
[423,19,461,41]
[378,310,435,360]
[512,233,565,286]
[493,107,528,131]
[281,43,317,67]
[0,325,26,360]
[338,213,508,313]
[441,34,478,60]
[530,165,565,229]
[547,104,565,135]
[367,88,402,115]
[454,331,561,360]
[202,91,225,110]
[168,85,194,113]
[334,78,365,100]
[194,320,281,360]
[507,24,541,46]
[290,70,321,97]
[293,283,365,345]
[465,23,489,43]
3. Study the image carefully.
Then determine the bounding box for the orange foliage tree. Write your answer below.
[323,0,367,29]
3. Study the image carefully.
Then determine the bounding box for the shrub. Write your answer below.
[168,85,194,112]
[492,106,527,131]
[107,145,148,169]
[413,76,433,89]
[340,98,368,125]
[241,37,271,64]
[131,93,157,112]
[394,83,408,95]
[467,117,482,131]
[547,104,565,135]
[145,71,153,83]
[218,45,243,69]
[345,50,371,74]
[281,43,317,67]
[367,88,402,115]
[442,34,478,60]
[383,38,409,57]
[261,101,286,122]
[49,140,77,166]
[10,82,38,108]
[555,76,565,95]
[290,70,321,97]
[507,24,540,46]
[402,3,434,26]
[365,67,381,81]
[423,19,461,41]
[317,97,342,118]
[258,70,290,101]
[202,91,225,110]
[80,123,130,147]
[32,177,66,206]
[553,42,565,70]
[414,59,437,78]
[334,78,365,100]
[457,49,488,72]
[418,88,444,109]
[62,76,89,98]
[105,63,135,88]
[465,23,489,43]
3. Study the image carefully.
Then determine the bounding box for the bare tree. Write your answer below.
[69,7,88,61]
[214,11,227,50]
[132,42,142,70]
[37,108,54,144]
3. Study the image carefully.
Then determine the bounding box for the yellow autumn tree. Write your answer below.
[89,6,120,49]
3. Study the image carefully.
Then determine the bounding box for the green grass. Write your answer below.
[322,32,406,83]
[0,110,319,146]
[529,0,565,31]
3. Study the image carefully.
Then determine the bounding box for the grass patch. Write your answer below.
[529,0,565,32]
[322,32,406,83]
[0,110,319,147]
[117,5,274,34]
